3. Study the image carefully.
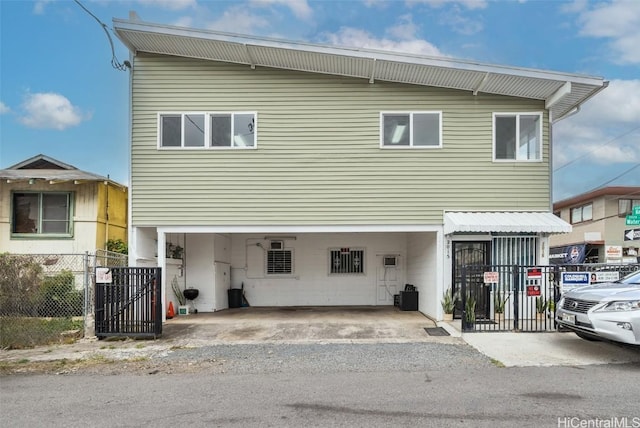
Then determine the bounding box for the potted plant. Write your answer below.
[493,289,506,322]
[171,276,188,315]
[536,296,548,321]
[463,293,476,330]
[441,288,456,321]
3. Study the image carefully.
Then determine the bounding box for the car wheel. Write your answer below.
[575,331,600,341]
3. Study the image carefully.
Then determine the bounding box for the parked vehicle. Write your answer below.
[556,270,640,345]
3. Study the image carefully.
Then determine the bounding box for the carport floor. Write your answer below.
[162,306,459,345]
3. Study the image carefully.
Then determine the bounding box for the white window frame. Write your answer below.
[157,112,257,150]
[571,203,593,224]
[492,112,543,162]
[380,111,442,149]
[328,247,366,275]
[266,248,294,276]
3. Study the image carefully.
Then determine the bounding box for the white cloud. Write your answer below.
[439,6,483,35]
[136,0,197,10]
[408,0,488,10]
[553,80,640,167]
[569,0,640,64]
[321,27,443,56]
[0,102,9,114]
[207,7,271,34]
[19,92,87,130]
[386,14,420,40]
[249,0,313,20]
[33,0,52,15]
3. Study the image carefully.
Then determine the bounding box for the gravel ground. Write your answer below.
[1,342,494,375]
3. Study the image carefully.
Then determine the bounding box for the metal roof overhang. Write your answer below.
[444,211,572,235]
[113,19,607,122]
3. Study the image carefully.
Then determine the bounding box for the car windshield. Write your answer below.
[619,270,640,284]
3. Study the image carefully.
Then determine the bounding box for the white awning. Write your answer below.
[444,211,571,235]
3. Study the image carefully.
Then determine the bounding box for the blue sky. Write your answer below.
[1,0,638,202]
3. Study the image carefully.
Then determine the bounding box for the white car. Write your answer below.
[556,270,640,346]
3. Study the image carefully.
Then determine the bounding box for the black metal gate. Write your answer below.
[460,264,559,332]
[95,267,162,338]
[460,263,640,332]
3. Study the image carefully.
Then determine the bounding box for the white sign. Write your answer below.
[96,268,112,284]
[590,271,619,283]
[561,272,590,292]
[605,245,622,259]
[483,271,499,284]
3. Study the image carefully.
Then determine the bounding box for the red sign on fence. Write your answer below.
[527,268,542,279]
[526,285,541,296]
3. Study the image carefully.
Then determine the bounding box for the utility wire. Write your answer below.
[591,163,640,190]
[74,0,129,71]
[554,124,640,172]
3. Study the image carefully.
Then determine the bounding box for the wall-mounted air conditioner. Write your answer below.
[270,240,284,250]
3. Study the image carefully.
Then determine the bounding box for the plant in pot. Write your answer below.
[171,276,187,314]
[535,296,548,321]
[493,289,506,323]
[441,288,456,321]
[463,293,476,330]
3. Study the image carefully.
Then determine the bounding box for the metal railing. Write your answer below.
[460,263,639,333]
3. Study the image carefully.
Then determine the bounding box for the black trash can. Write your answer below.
[228,288,243,308]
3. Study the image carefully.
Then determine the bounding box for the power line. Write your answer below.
[591,163,640,190]
[73,0,129,72]
[554,124,640,172]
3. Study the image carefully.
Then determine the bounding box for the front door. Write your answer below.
[452,241,490,319]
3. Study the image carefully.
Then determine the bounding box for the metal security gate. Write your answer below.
[460,264,559,332]
[95,267,162,338]
[460,263,640,332]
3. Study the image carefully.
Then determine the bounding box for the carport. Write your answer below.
[161,306,455,345]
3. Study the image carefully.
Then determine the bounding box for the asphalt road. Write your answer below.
[2,342,639,427]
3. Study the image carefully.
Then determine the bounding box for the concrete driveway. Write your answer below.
[162,306,458,346]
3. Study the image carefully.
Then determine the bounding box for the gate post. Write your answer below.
[512,265,519,330]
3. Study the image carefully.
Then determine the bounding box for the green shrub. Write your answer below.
[106,239,128,255]
[37,270,83,317]
[0,253,43,316]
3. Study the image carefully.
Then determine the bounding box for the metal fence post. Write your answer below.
[513,265,519,330]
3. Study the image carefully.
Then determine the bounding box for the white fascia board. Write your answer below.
[112,19,605,87]
[155,224,443,234]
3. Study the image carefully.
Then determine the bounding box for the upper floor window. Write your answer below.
[12,192,72,236]
[571,203,592,224]
[159,112,256,149]
[618,199,640,217]
[381,112,441,148]
[493,113,542,161]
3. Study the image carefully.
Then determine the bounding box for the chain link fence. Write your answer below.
[0,251,128,349]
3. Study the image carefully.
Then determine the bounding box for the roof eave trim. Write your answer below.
[112,19,605,86]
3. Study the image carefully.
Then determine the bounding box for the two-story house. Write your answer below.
[550,186,640,264]
[0,154,128,254]
[114,18,606,321]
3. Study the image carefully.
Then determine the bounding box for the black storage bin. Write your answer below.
[399,291,418,311]
[228,289,243,308]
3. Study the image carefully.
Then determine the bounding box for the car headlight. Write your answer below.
[596,301,640,312]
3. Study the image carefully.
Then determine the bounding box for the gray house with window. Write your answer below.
[114,18,606,321]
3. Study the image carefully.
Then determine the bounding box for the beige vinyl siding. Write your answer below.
[131,53,550,226]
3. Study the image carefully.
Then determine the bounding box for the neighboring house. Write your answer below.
[550,187,640,264]
[0,154,128,254]
[114,18,606,321]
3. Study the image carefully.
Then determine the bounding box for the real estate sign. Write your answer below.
[561,272,589,292]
